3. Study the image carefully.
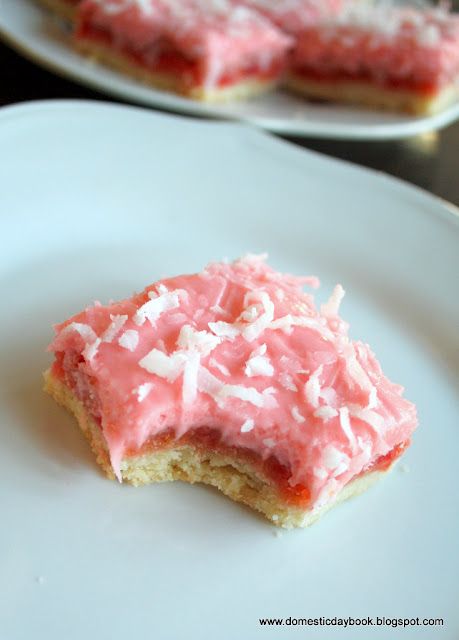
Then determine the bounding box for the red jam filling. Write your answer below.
[123,426,409,509]
[293,66,438,96]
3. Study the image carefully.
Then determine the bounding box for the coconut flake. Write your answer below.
[101,314,128,343]
[177,325,221,356]
[349,405,385,434]
[198,366,225,398]
[313,406,338,422]
[339,407,357,453]
[305,365,323,409]
[263,438,276,448]
[133,289,183,327]
[244,344,274,377]
[320,386,337,405]
[218,384,266,408]
[240,290,275,342]
[322,445,350,477]
[291,406,306,424]
[341,341,373,392]
[208,321,240,340]
[62,322,98,343]
[320,284,345,318]
[138,348,185,382]
[240,419,254,433]
[208,357,230,377]
[275,288,285,302]
[118,329,139,352]
[210,304,229,316]
[313,467,328,480]
[156,283,169,295]
[136,382,153,402]
[270,315,334,340]
[182,351,200,405]
[279,372,298,392]
[367,386,378,409]
[82,338,101,362]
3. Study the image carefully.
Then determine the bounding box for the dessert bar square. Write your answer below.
[285,3,459,114]
[74,0,292,101]
[44,256,417,528]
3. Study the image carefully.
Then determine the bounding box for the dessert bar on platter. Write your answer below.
[35,0,459,113]
[76,0,293,101]
[44,256,418,528]
[286,3,459,115]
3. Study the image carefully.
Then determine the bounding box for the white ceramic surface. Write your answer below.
[2,0,459,139]
[0,100,458,640]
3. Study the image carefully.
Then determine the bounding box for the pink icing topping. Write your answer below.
[49,255,417,510]
[231,0,344,36]
[292,4,459,88]
[77,0,292,87]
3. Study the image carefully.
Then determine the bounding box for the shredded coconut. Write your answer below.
[279,372,298,392]
[314,406,338,422]
[349,405,385,434]
[241,418,254,433]
[209,357,230,376]
[339,407,357,453]
[136,382,153,402]
[62,322,97,343]
[244,344,274,377]
[138,348,186,382]
[291,406,306,423]
[208,321,240,340]
[322,445,350,477]
[182,351,200,405]
[177,325,221,356]
[240,290,275,342]
[320,284,345,318]
[133,289,183,327]
[118,329,139,352]
[305,365,323,409]
[101,314,128,343]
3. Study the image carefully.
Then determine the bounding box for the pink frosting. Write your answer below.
[231,0,344,36]
[49,256,417,510]
[76,0,292,87]
[292,5,459,89]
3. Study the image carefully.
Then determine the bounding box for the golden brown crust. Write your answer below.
[44,369,391,528]
[285,73,458,116]
[35,0,77,21]
[75,40,279,102]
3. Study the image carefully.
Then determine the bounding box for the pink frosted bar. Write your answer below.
[75,0,292,96]
[48,256,417,511]
[290,4,459,93]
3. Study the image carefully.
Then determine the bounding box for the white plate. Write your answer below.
[2,0,459,139]
[0,100,458,640]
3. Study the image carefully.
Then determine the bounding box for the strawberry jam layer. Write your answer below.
[121,427,408,507]
[291,67,439,97]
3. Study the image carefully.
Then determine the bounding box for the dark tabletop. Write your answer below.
[2,41,458,206]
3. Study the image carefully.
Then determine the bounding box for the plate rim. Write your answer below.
[1,0,459,140]
[1,97,459,226]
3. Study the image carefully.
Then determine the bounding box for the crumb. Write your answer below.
[399,463,410,473]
